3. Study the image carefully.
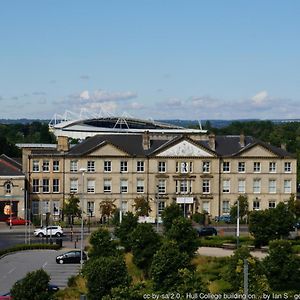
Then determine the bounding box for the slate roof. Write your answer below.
[0,154,24,176]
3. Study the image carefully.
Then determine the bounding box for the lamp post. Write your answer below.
[237,198,240,248]
[79,168,87,270]
[156,185,160,233]
[119,175,123,224]
[21,187,28,244]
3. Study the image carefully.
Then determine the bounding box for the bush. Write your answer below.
[192,213,205,224]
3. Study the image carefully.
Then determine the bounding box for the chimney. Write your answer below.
[142,131,151,150]
[208,133,215,151]
[57,136,69,152]
[281,143,286,150]
[240,133,245,148]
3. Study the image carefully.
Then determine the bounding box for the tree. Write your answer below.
[287,194,300,219]
[263,240,300,291]
[63,194,81,225]
[150,240,190,292]
[115,212,138,252]
[165,217,198,258]
[130,223,161,275]
[230,195,249,223]
[83,256,131,300]
[10,269,51,300]
[161,203,182,232]
[133,196,152,217]
[102,283,150,300]
[89,227,118,258]
[99,199,116,223]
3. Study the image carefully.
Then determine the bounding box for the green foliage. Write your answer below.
[115,212,138,252]
[165,217,198,257]
[287,194,300,219]
[192,212,205,225]
[130,223,161,274]
[161,202,183,232]
[230,195,249,223]
[88,228,118,258]
[133,196,152,216]
[83,256,131,300]
[99,199,116,223]
[10,269,51,300]
[150,240,190,292]
[249,202,295,247]
[263,240,300,291]
[63,194,81,225]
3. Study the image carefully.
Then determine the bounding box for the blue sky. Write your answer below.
[1,1,300,120]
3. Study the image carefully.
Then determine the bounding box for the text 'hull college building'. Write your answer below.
[19,130,297,222]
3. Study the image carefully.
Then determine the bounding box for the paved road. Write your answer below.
[0,250,81,295]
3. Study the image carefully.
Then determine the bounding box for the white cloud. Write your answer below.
[251,90,268,106]
[80,90,90,100]
[128,102,145,110]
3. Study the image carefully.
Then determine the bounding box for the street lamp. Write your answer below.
[79,168,87,270]
[236,198,240,248]
[156,185,160,233]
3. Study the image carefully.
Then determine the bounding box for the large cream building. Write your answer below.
[19,132,297,222]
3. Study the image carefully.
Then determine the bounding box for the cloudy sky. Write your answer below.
[1,1,300,120]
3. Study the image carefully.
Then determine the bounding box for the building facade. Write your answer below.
[19,133,297,222]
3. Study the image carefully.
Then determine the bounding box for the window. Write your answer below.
[222,200,230,214]
[104,161,111,172]
[202,179,210,194]
[269,201,276,209]
[137,179,144,193]
[120,161,128,173]
[53,179,59,193]
[53,160,59,172]
[158,201,165,215]
[222,180,230,193]
[87,180,95,193]
[269,162,276,173]
[202,161,210,173]
[103,179,112,193]
[158,161,166,173]
[87,201,95,216]
[284,162,291,173]
[41,201,50,215]
[177,162,192,173]
[253,162,261,173]
[137,161,144,172]
[52,201,60,216]
[121,201,128,213]
[223,162,230,172]
[42,179,50,193]
[42,160,50,172]
[70,160,78,172]
[32,201,39,215]
[158,179,166,194]
[269,180,276,193]
[32,179,39,193]
[180,180,188,194]
[4,182,12,194]
[238,179,245,193]
[284,180,291,193]
[87,161,95,172]
[253,179,261,193]
[70,179,78,193]
[176,180,192,194]
[202,201,210,214]
[32,160,39,172]
[253,200,260,210]
[120,179,128,193]
[238,162,245,173]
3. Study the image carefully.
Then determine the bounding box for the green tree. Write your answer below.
[133,196,152,216]
[150,240,190,292]
[83,256,131,300]
[161,203,182,232]
[263,240,300,291]
[165,217,198,258]
[99,199,116,223]
[130,223,161,275]
[287,194,300,219]
[230,195,249,223]
[102,283,150,300]
[63,194,81,225]
[115,212,138,252]
[10,269,51,300]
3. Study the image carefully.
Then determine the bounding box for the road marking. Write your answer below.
[8,267,16,274]
[43,262,48,268]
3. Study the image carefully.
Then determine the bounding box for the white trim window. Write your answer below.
[120,179,128,193]
[136,179,144,193]
[222,162,230,173]
[32,201,39,215]
[52,201,60,216]
[222,200,230,214]
[202,179,210,194]
[120,161,128,173]
[238,162,245,173]
[268,180,276,193]
[103,179,112,193]
[53,179,60,193]
[104,161,111,172]
[87,179,95,193]
[222,180,230,193]
[42,179,50,193]
[202,201,210,214]
[87,201,95,217]
[121,201,128,213]
[32,179,39,193]
[284,180,291,193]
[70,179,78,193]
[253,162,261,173]
[253,179,261,193]
[137,161,144,172]
[158,201,165,215]
[284,162,291,173]
[238,179,246,193]
[53,160,60,172]
[70,160,78,172]
[32,160,40,172]
[269,200,276,209]
[253,200,260,210]
[269,162,276,173]
[158,161,166,173]
[202,161,210,173]
[158,179,166,194]
[42,160,50,172]
[87,161,95,172]
[176,162,193,173]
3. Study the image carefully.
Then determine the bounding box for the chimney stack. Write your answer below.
[281,143,286,150]
[208,133,215,151]
[57,136,69,152]
[240,133,245,148]
[142,131,151,150]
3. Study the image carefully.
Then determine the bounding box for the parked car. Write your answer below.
[197,226,218,237]
[215,215,231,223]
[5,216,31,226]
[56,250,87,264]
[34,226,63,237]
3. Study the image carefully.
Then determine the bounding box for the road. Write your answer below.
[0,250,81,295]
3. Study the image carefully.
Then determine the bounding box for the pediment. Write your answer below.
[239,145,277,157]
[157,140,213,157]
[87,143,129,156]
